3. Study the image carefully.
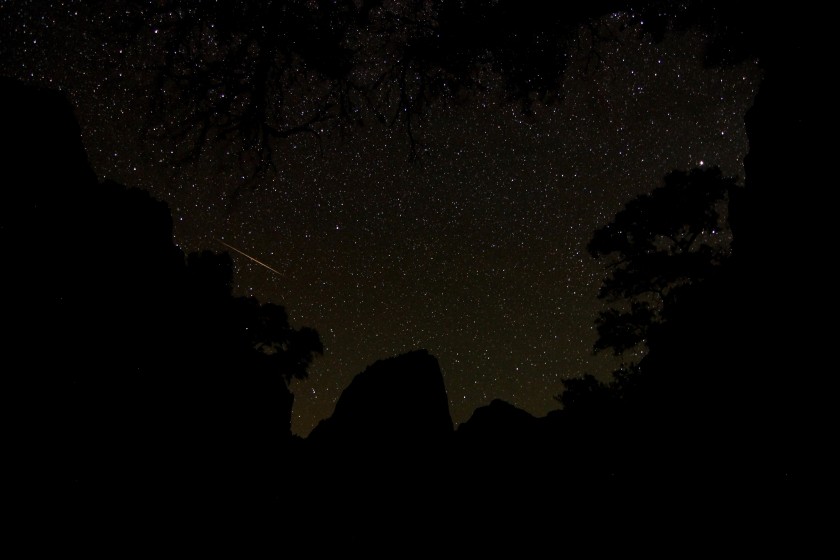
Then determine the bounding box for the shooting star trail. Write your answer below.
[217,239,283,277]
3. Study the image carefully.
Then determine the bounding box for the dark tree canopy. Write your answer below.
[184,249,324,382]
[234,298,324,382]
[118,0,760,177]
[588,167,737,354]
[133,0,596,171]
[556,373,616,413]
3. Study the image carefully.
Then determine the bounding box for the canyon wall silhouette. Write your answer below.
[1,79,322,532]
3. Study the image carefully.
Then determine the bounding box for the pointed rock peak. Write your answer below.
[308,350,453,449]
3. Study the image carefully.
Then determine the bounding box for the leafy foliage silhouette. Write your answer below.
[587,167,738,355]
[121,1,742,177]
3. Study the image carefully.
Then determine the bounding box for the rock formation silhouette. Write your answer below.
[308,349,454,452]
[1,79,321,537]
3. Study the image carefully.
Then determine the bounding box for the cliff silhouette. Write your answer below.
[1,79,322,536]
[2,25,810,542]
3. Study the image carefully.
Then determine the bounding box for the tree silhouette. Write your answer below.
[587,167,737,355]
[130,0,571,172]
[120,1,699,176]
[556,373,616,413]
[183,249,323,388]
[232,297,324,383]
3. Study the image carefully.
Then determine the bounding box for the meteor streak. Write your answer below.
[216,239,283,277]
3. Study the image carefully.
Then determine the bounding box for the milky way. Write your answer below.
[1,5,761,435]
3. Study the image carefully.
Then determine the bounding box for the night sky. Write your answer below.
[1,3,761,436]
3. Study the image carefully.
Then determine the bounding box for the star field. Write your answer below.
[1,4,760,435]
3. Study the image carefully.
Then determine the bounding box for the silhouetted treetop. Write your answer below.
[184,249,323,382]
[234,298,324,382]
[133,0,593,171]
[588,167,737,354]
[118,0,761,176]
